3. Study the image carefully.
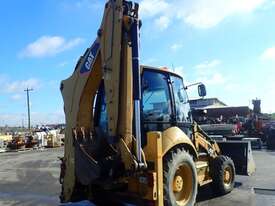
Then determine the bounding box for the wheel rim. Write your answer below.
[172,163,193,206]
[223,165,233,187]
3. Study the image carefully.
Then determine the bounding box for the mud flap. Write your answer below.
[216,140,256,176]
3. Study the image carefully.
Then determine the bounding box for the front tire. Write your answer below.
[210,155,235,195]
[163,148,198,206]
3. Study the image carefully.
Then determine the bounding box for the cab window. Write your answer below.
[171,75,192,123]
[142,71,172,133]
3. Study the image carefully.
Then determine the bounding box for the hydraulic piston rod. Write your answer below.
[130,12,143,167]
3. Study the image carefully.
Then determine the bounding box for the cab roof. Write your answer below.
[141,65,183,79]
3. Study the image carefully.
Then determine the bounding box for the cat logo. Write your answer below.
[84,51,95,71]
[80,40,100,74]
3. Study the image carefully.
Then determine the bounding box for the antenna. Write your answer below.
[172,63,175,72]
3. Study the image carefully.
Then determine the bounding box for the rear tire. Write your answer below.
[210,155,235,195]
[163,148,197,206]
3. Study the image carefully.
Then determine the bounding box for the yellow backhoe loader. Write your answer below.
[59,1,252,205]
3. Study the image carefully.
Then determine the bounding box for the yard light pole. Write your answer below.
[24,88,33,132]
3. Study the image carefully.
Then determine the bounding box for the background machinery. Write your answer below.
[60,1,251,205]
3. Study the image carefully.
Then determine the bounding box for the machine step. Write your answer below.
[196,161,208,169]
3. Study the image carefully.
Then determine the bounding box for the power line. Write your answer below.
[24,88,33,131]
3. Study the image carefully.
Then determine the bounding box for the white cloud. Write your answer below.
[19,36,84,58]
[193,59,225,86]
[180,0,266,29]
[0,75,41,97]
[170,43,183,51]
[198,72,225,85]
[6,78,40,93]
[260,47,275,61]
[154,16,170,30]
[139,0,169,18]
[195,59,221,69]
[139,0,266,29]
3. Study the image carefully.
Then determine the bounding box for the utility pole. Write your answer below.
[24,88,33,132]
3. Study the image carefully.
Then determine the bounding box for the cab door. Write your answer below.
[170,75,193,137]
[141,70,173,146]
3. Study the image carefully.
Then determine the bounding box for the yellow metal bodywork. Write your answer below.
[118,30,133,149]
[100,0,123,137]
[193,123,220,158]
[61,48,102,201]
[162,127,198,159]
[192,124,221,186]
[143,131,163,205]
[196,161,212,186]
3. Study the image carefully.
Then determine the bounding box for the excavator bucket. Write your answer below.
[216,140,256,176]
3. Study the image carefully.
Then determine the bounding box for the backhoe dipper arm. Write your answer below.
[99,0,144,166]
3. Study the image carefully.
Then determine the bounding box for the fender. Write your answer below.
[162,127,198,159]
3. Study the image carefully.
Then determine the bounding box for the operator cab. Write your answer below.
[94,66,202,146]
[141,66,193,146]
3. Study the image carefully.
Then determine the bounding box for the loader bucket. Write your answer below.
[216,140,256,176]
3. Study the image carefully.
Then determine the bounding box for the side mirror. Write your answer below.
[198,84,206,97]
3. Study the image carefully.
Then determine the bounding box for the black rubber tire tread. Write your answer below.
[210,155,235,195]
[163,148,198,206]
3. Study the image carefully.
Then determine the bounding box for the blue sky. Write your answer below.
[0,0,275,126]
